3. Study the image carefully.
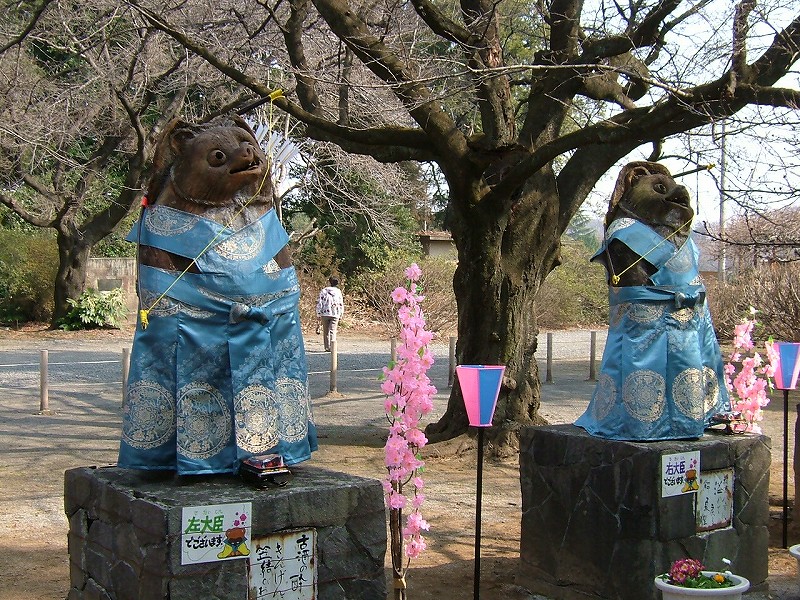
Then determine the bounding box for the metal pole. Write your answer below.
[474,427,484,600]
[329,340,338,393]
[122,346,130,407]
[588,331,597,382]
[784,388,789,548]
[545,333,553,384]
[718,120,727,285]
[39,349,49,413]
[448,336,456,387]
[795,404,800,519]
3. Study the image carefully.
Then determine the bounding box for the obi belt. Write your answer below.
[118,205,317,474]
[574,218,730,441]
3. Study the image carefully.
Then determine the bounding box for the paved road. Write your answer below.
[0,328,605,424]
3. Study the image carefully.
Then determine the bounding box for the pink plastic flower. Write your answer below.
[383,264,435,565]
[725,308,776,432]
[404,263,422,281]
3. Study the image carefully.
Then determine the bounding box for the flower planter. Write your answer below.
[789,544,800,584]
[654,571,750,599]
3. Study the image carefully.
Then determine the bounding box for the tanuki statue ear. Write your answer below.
[169,121,202,156]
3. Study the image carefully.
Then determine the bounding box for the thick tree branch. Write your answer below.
[0,192,54,227]
[460,0,516,145]
[408,0,472,47]
[494,12,800,208]
[580,0,682,59]
[745,13,800,85]
[127,0,434,158]
[309,0,470,161]
[0,0,55,52]
[282,0,323,115]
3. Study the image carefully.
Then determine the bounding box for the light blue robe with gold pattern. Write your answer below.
[118,205,317,474]
[574,218,729,441]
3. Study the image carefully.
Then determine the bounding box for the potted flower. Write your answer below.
[789,545,800,584]
[654,558,750,599]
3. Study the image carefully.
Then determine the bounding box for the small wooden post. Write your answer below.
[448,336,456,387]
[329,340,338,393]
[39,349,49,413]
[122,346,131,407]
[545,333,553,383]
[588,331,597,381]
[390,338,397,363]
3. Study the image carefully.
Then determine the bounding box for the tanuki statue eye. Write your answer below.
[208,149,227,166]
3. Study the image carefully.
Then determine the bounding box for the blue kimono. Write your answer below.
[574,218,730,441]
[118,205,317,474]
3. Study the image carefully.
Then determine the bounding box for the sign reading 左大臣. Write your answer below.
[181,502,253,565]
[661,451,700,498]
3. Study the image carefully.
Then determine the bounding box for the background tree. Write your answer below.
[0,0,256,324]
[134,0,800,451]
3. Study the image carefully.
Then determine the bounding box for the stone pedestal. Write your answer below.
[64,465,386,600]
[518,425,770,600]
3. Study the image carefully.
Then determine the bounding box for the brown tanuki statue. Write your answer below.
[574,161,730,440]
[118,114,317,475]
[138,114,290,271]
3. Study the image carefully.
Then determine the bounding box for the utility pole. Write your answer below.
[718,121,727,285]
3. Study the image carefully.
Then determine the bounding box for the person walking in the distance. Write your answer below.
[316,277,344,352]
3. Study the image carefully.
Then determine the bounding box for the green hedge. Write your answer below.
[0,232,58,324]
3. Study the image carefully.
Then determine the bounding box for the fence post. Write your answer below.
[122,346,131,407]
[390,338,397,363]
[39,349,50,413]
[545,333,553,383]
[588,331,597,381]
[329,340,338,393]
[448,336,456,387]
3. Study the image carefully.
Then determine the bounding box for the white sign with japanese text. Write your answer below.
[661,451,700,498]
[696,468,734,531]
[181,502,253,565]
[249,529,317,599]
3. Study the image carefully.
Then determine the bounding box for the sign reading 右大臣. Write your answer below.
[661,451,700,498]
[181,502,253,565]
[249,529,317,599]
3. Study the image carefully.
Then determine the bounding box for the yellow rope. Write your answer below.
[608,217,694,285]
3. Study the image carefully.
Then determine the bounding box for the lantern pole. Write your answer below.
[774,341,800,549]
[474,426,485,600]
[785,388,790,549]
[455,364,505,600]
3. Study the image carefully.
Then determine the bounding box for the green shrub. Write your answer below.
[0,231,58,324]
[536,241,609,329]
[58,287,128,330]
[351,255,457,336]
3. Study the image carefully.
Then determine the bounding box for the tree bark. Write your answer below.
[426,168,561,453]
[52,229,92,326]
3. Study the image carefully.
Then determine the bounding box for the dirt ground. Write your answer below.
[1,324,799,599]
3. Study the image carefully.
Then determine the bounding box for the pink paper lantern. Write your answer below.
[456,365,505,427]
[774,342,800,390]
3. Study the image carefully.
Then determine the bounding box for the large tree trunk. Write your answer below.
[425,170,563,454]
[52,229,92,326]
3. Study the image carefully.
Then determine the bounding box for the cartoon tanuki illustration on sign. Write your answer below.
[218,526,251,559]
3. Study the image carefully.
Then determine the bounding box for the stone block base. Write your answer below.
[64,465,386,600]
[518,425,770,600]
